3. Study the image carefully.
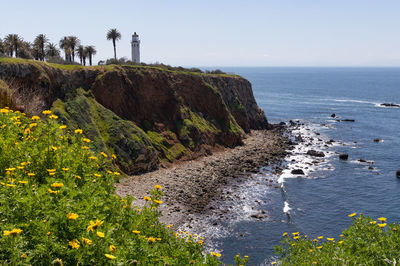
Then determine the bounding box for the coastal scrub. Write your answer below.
[0,107,223,265]
[275,214,400,265]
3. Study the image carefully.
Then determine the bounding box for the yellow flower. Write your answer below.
[82,237,92,245]
[293,236,300,240]
[0,109,9,114]
[153,200,163,204]
[112,154,117,159]
[378,223,387,228]
[210,252,221,257]
[317,246,322,249]
[47,169,56,172]
[48,189,58,195]
[82,138,91,143]
[74,129,83,134]
[167,224,173,228]
[42,110,52,115]
[51,183,64,188]
[292,232,299,236]
[105,254,116,260]
[96,231,105,238]
[282,232,287,236]
[370,221,377,225]
[136,208,141,212]
[68,239,80,249]
[21,253,27,259]
[5,168,16,171]
[49,172,56,176]
[27,173,35,176]
[49,115,58,119]
[6,184,16,187]
[109,245,117,252]
[313,239,318,242]
[59,125,67,129]
[100,152,108,158]
[378,217,387,222]
[154,184,162,190]
[67,213,79,220]
[24,128,31,135]
[62,168,69,171]
[340,234,344,237]
[132,230,140,235]
[88,156,97,160]
[82,146,89,150]
[18,181,28,184]
[75,175,81,179]
[3,228,22,236]
[31,116,40,120]
[338,241,344,244]
[327,238,334,241]
[271,263,277,265]
[317,236,323,239]
[94,173,101,178]
[113,172,120,176]
[29,123,38,128]
[348,212,357,217]
[87,219,104,232]
[309,249,313,253]
[143,196,151,201]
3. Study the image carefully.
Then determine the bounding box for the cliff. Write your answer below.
[0,58,269,174]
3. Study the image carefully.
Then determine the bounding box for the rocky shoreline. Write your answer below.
[116,127,290,226]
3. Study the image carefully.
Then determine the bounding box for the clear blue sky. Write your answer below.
[1,0,400,66]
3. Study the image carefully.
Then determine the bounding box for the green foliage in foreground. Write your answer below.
[274,214,400,265]
[0,107,226,265]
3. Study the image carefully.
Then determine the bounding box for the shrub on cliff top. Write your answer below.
[0,107,224,265]
[274,214,400,265]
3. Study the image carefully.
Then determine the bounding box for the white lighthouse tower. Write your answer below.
[131,32,140,63]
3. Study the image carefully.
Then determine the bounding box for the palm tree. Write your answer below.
[85,45,97,66]
[59,37,70,62]
[76,45,85,65]
[5,34,22,57]
[45,43,60,59]
[18,41,33,59]
[106,29,121,60]
[33,34,48,61]
[0,38,4,56]
[67,36,80,62]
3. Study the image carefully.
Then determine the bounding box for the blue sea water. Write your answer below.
[199,67,400,265]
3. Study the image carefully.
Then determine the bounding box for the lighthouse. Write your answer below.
[131,32,140,63]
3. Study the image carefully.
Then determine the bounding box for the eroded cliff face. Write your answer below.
[0,59,269,174]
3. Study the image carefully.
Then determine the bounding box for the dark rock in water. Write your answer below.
[368,166,374,170]
[381,103,400,108]
[396,170,400,178]
[341,119,355,122]
[358,158,367,163]
[331,113,336,118]
[291,169,305,175]
[339,154,349,160]
[307,150,325,157]
[373,138,382,143]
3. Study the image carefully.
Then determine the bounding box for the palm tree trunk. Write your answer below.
[89,54,92,66]
[113,39,117,60]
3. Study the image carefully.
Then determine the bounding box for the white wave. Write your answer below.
[283,201,291,213]
[334,99,379,105]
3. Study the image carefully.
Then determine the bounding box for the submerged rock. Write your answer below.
[339,154,349,160]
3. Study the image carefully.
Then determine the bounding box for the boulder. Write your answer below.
[307,150,325,157]
[396,170,400,178]
[291,169,305,175]
[331,113,336,118]
[373,138,382,143]
[339,154,349,160]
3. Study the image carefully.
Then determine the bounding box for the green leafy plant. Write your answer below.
[274,213,400,265]
[0,107,225,265]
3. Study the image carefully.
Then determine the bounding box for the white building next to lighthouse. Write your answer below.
[131,32,140,63]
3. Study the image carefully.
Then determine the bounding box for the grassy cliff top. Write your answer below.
[0,57,242,78]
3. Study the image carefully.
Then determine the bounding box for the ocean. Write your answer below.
[198,67,400,265]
